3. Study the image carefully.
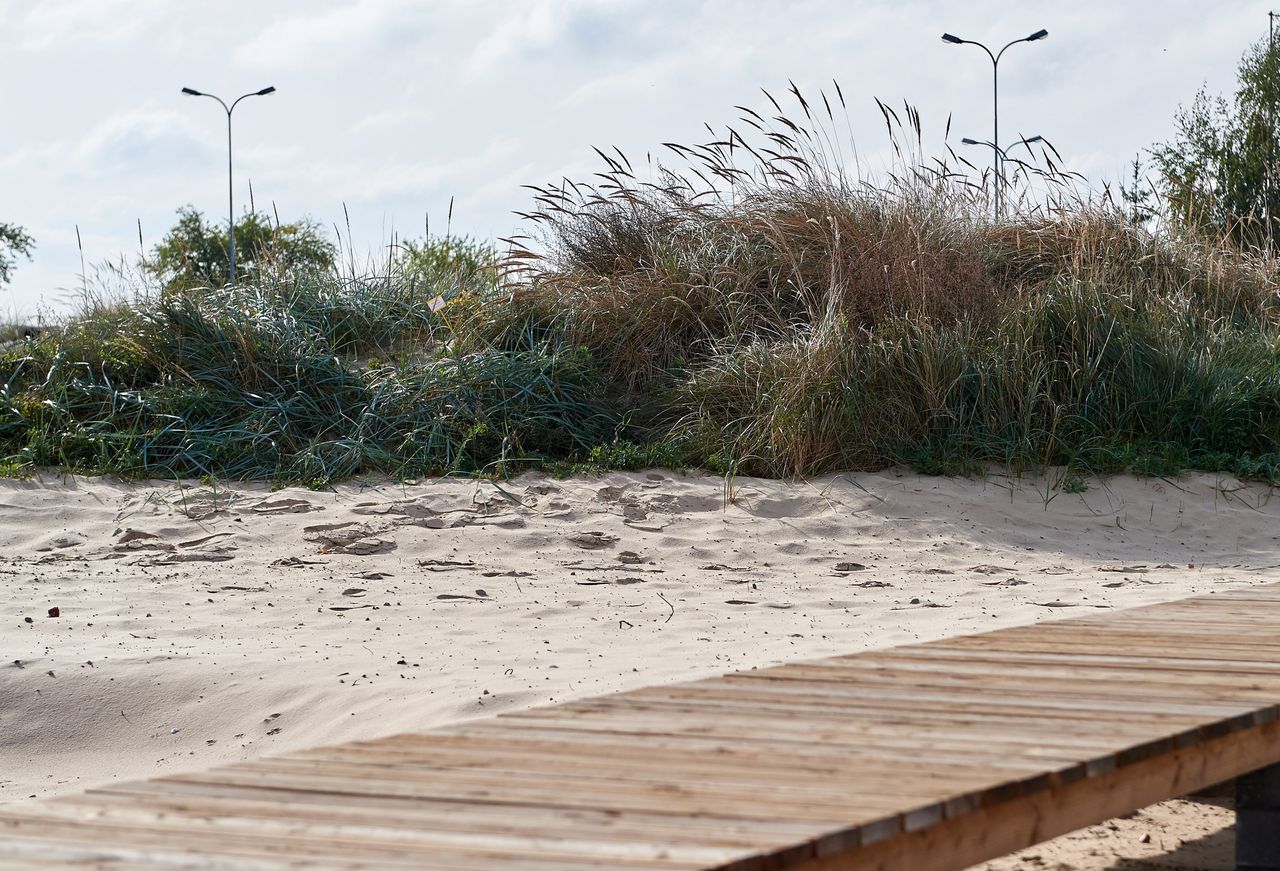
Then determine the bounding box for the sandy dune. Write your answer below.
[2,468,1277,869]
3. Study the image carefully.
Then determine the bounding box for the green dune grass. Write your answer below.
[4,90,1280,486]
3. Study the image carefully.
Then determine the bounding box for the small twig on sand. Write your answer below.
[658,592,675,623]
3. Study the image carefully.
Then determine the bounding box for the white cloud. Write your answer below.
[0,0,1275,317]
[11,0,152,50]
[231,0,430,69]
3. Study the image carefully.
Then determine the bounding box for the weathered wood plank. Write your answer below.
[788,718,1280,871]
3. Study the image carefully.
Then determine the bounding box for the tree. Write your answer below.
[146,206,336,290]
[1150,36,1280,247]
[0,223,35,287]
[1118,155,1155,228]
[396,235,497,293]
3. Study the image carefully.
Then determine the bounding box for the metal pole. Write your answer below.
[226,107,236,285]
[941,30,1046,222]
[992,57,1000,219]
[1270,12,1277,252]
[181,86,275,286]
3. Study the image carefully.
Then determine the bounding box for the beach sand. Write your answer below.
[2,468,1275,869]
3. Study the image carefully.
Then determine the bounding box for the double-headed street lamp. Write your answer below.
[942,29,1048,219]
[181,86,276,285]
[961,136,1044,215]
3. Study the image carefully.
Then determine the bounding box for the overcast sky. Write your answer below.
[0,0,1269,317]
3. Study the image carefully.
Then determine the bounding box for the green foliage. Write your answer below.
[395,236,497,294]
[5,85,1280,485]
[0,223,35,287]
[146,206,336,290]
[1118,155,1155,227]
[0,266,613,482]
[1150,37,1280,246]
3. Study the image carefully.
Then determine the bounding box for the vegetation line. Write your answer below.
[3,80,1280,488]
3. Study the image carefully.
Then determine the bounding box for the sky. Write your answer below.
[0,0,1270,318]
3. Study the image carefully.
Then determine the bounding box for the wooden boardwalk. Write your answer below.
[3,585,1280,869]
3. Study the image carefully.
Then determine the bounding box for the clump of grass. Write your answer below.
[676,282,1280,479]
[497,84,1280,481]
[4,85,1280,484]
[1,238,614,483]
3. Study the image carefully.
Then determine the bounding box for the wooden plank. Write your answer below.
[0,803,734,869]
[545,678,1266,722]
[428,722,1100,777]
[0,814,710,870]
[788,716,1280,871]
[67,786,822,852]
[849,648,1280,680]
[150,763,918,824]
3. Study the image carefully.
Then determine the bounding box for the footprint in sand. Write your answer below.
[332,538,395,555]
[250,498,319,515]
[418,559,476,571]
[135,548,236,566]
[595,486,629,503]
[303,522,395,554]
[272,556,324,568]
[169,489,236,520]
[177,532,235,549]
[34,532,87,552]
[570,531,619,549]
[890,599,950,610]
[118,528,238,564]
[641,493,722,514]
[593,487,654,523]
[302,521,367,542]
[114,530,174,552]
[732,495,831,518]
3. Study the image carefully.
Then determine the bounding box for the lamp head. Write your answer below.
[1027,29,1048,41]
[256,86,277,96]
[181,87,202,96]
[1025,135,1044,144]
[941,33,965,44]
[961,137,980,145]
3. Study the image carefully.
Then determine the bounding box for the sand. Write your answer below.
[2,468,1276,869]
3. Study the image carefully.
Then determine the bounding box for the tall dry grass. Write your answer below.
[3,84,1279,483]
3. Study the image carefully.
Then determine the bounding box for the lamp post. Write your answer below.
[181,85,276,285]
[961,136,1044,214]
[942,29,1048,219]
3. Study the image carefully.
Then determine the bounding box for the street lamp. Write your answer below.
[961,136,1045,213]
[942,28,1048,219]
[181,85,277,285]
[960,135,1045,157]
